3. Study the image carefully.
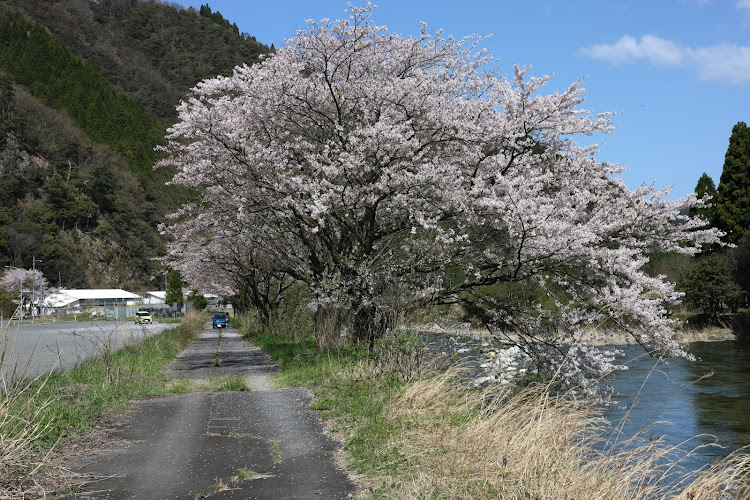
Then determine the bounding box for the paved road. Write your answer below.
[1,320,172,380]
[63,329,356,499]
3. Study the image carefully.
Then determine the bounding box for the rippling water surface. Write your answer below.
[605,340,750,473]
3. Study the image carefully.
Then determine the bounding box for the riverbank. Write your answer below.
[406,320,741,391]
[414,321,740,345]
[240,323,750,499]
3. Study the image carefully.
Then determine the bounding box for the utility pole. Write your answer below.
[32,256,42,322]
[39,265,44,317]
[31,257,36,322]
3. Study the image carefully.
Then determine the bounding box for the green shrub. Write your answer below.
[679,256,744,320]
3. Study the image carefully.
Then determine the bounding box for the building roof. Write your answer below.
[43,289,143,309]
[43,291,78,308]
[58,289,141,300]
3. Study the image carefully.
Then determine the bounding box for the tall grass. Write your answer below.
[33,311,203,446]
[240,319,750,499]
[0,310,204,497]
[374,372,750,499]
[0,321,58,497]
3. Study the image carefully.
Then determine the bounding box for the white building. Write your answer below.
[142,291,167,305]
[43,289,141,316]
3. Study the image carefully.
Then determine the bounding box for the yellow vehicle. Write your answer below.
[135,310,153,324]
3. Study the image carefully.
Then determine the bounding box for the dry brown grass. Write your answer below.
[0,320,69,498]
[361,368,750,499]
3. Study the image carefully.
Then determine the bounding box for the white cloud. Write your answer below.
[690,43,750,84]
[737,0,750,22]
[579,35,686,66]
[579,35,750,85]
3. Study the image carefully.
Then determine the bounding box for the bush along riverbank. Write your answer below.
[0,311,205,498]
[241,321,750,499]
[416,331,536,388]
[418,317,750,390]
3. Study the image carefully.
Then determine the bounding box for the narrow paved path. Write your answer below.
[64,327,355,499]
[164,329,279,391]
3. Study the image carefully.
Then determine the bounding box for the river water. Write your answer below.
[604,340,750,474]
[426,332,750,478]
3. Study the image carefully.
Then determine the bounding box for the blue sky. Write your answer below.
[182,1,749,198]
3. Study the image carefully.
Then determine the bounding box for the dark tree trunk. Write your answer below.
[232,286,252,316]
[314,304,347,351]
[352,303,390,347]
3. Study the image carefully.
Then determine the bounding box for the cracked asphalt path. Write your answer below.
[64,327,355,499]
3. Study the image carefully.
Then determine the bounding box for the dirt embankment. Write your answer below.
[415,321,740,346]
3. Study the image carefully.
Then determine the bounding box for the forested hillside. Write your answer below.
[0,0,270,294]
[2,0,270,120]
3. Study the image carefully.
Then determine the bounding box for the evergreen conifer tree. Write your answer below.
[715,122,750,243]
[690,172,717,223]
[166,269,184,307]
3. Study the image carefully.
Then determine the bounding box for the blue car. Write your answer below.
[212,313,229,328]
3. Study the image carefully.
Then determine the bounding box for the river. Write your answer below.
[425,332,750,478]
[605,340,750,475]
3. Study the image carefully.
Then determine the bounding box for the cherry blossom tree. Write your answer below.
[160,207,296,326]
[0,267,51,317]
[0,267,37,297]
[159,5,721,397]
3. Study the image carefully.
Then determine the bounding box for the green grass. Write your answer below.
[211,375,251,392]
[15,313,203,448]
[162,375,251,394]
[270,439,281,464]
[241,325,418,478]
[241,329,318,376]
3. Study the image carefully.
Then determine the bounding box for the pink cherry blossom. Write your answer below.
[0,267,39,296]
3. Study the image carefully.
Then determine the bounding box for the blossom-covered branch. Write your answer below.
[159,4,721,398]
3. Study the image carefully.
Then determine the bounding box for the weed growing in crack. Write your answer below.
[213,330,222,367]
[270,439,281,464]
